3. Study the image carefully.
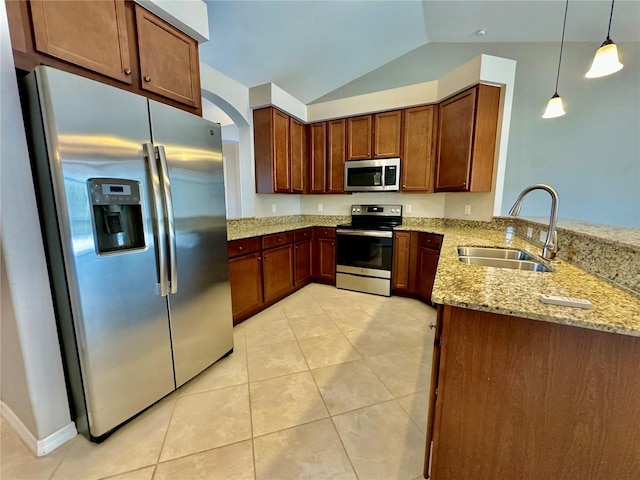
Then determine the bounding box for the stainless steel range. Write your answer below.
[336,204,402,296]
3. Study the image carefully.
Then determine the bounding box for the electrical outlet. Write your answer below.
[317,203,323,212]
[540,230,548,242]
[527,227,533,238]
[271,204,277,213]
[406,204,412,213]
[464,204,471,215]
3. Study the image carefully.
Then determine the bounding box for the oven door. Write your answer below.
[336,229,393,279]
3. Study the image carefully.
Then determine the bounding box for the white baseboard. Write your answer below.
[1,401,77,456]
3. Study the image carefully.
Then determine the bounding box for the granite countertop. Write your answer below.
[227,217,640,337]
[396,224,640,338]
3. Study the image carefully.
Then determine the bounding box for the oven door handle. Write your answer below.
[336,229,393,238]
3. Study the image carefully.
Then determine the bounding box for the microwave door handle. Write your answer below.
[156,145,178,294]
[143,142,169,296]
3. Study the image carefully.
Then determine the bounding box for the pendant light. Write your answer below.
[585,0,623,78]
[542,0,569,119]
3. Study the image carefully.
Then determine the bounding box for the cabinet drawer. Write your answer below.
[294,228,313,242]
[315,227,336,239]
[227,237,261,258]
[262,232,294,250]
[419,233,443,250]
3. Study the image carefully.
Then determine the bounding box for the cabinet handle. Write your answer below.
[403,184,406,188]
[238,246,243,251]
[331,242,334,246]
[124,68,132,75]
[144,76,151,82]
[462,181,467,186]
[429,323,436,329]
[278,238,282,242]
[258,256,262,261]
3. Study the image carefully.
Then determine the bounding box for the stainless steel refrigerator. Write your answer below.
[23,66,233,441]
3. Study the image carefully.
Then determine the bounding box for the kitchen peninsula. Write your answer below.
[227,215,640,479]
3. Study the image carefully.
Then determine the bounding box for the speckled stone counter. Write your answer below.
[227,215,640,337]
[227,215,348,241]
[396,223,640,338]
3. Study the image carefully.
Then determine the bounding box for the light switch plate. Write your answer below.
[527,227,533,238]
[540,230,548,242]
[406,204,412,213]
[464,204,471,215]
[271,204,277,213]
[317,203,323,212]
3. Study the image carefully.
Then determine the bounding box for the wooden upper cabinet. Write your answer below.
[290,118,307,194]
[402,105,437,192]
[29,0,132,84]
[309,122,327,193]
[135,5,201,108]
[347,115,372,160]
[373,110,402,158]
[254,107,291,193]
[435,84,501,192]
[327,119,346,193]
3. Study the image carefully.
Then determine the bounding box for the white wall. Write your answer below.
[317,42,640,228]
[1,4,75,451]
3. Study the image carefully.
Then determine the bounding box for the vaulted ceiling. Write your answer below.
[200,0,640,104]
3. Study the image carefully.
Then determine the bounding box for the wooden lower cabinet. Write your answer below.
[262,244,294,304]
[228,252,263,325]
[416,234,442,304]
[313,228,336,285]
[294,240,312,287]
[392,231,418,294]
[425,305,640,479]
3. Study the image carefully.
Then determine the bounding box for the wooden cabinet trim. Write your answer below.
[327,120,346,193]
[290,117,306,193]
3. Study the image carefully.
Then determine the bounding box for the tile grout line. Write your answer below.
[242,325,258,480]
[150,393,179,477]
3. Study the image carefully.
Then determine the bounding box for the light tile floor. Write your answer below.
[1,284,436,480]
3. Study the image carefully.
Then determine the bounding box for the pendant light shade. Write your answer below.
[542,0,569,119]
[585,39,623,78]
[542,93,566,119]
[586,0,623,78]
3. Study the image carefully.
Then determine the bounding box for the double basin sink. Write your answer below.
[458,247,553,272]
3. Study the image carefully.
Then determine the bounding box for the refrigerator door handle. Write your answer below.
[156,145,178,294]
[143,142,169,296]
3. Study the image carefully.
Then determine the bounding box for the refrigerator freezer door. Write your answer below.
[149,100,234,387]
[28,67,176,438]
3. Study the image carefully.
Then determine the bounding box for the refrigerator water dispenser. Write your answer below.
[88,178,144,253]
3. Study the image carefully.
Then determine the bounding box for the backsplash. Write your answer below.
[502,217,640,297]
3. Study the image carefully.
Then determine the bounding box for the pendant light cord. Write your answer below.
[554,0,569,95]
[606,0,615,39]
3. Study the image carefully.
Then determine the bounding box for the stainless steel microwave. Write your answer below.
[344,158,400,192]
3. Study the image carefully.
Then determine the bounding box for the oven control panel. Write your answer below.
[351,204,402,216]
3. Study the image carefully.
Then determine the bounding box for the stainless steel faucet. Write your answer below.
[509,184,559,260]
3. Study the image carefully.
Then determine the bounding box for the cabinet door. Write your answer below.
[294,240,312,287]
[327,119,346,193]
[254,107,291,193]
[373,110,402,158]
[135,4,201,108]
[309,122,327,193]
[416,246,439,303]
[263,244,294,304]
[392,231,413,291]
[290,118,307,193]
[317,237,336,284]
[29,0,132,84]
[347,115,372,160]
[229,252,263,324]
[402,105,437,192]
[435,85,500,193]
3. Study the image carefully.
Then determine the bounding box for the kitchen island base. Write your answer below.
[425,305,640,479]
